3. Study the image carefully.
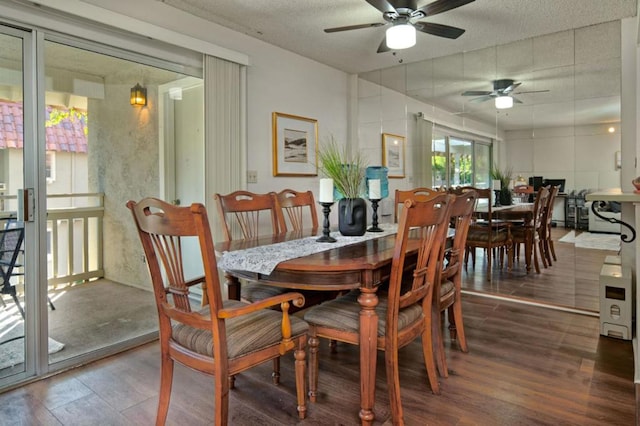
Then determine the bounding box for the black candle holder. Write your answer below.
[317,202,337,243]
[367,199,383,232]
[493,190,502,207]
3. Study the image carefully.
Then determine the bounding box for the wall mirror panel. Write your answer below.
[360,20,622,314]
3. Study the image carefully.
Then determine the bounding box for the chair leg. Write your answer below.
[447,306,456,340]
[451,294,468,353]
[533,240,541,274]
[549,239,557,261]
[539,238,548,269]
[271,357,281,384]
[486,246,492,281]
[215,365,231,426]
[432,308,448,378]
[420,318,440,395]
[294,340,307,420]
[385,347,405,425]
[156,354,174,426]
[308,331,319,403]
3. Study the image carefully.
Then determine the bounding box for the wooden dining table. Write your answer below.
[215,227,414,425]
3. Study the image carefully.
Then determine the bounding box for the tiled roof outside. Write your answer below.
[0,100,88,153]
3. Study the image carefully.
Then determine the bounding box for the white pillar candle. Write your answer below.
[369,179,381,199]
[319,178,334,203]
[492,179,501,191]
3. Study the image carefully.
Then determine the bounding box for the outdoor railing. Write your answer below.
[0,192,104,288]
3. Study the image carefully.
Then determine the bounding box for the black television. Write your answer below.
[543,178,566,193]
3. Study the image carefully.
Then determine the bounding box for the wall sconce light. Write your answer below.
[130,83,147,106]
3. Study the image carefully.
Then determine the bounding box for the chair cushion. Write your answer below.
[303,291,423,336]
[172,299,309,359]
[241,283,288,302]
[439,280,454,297]
[510,226,533,239]
[466,227,509,243]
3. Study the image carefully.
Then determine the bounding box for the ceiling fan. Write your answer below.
[461,79,550,108]
[324,0,475,53]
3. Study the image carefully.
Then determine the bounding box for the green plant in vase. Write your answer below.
[318,137,368,236]
[491,163,513,206]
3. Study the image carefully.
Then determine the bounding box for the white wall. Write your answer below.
[505,124,621,193]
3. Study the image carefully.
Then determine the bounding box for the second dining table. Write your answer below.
[215,225,416,425]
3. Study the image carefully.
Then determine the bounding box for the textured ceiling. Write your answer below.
[158,0,636,74]
[156,0,636,130]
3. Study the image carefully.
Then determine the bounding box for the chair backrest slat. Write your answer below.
[276,189,319,233]
[387,193,452,331]
[394,187,440,223]
[214,190,285,242]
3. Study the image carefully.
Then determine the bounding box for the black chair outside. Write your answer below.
[0,220,55,318]
[0,224,26,318]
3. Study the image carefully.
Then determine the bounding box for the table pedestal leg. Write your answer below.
[225,273,241,301]
[357,288,378,425]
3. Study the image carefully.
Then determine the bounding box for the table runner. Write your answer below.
[218,223,398,275]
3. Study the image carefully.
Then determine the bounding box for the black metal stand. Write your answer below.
[590,200,636,243]
[367,199,383,232]
[317,202,337,243]
[493,190,502,207]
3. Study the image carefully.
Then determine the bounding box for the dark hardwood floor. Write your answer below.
[0,227,633,424]
[0,293,633,425]
[461,227,611,313]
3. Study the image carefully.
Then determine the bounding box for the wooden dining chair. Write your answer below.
[304,193,452,424]
[511,186,550,274]
[276,189,319,233]
[394,187,439,223]
[539,185,560,267]
[213,190,285,242]
[432,190,477,378]
[464,187,512,281]
[127,198,308,425]
[213,190,290,301]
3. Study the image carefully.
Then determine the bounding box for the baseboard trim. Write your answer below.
[461,289,599,317]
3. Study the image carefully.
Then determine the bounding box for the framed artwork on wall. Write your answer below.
[382,133,405,178]
[272,112,318,177]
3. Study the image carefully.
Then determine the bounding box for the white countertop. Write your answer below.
[585,188,640,203]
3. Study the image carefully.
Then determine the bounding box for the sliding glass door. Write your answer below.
[0,18,204,390]
[431,130,492,188]
[0,25,41,384]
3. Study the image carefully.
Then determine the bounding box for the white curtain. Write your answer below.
[204,55,246,241]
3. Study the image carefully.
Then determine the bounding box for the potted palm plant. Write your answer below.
[318,138,368,236]
[491,163,513,206]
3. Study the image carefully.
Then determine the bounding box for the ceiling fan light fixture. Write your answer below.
[386,24,416,50]
[495,96,513,109]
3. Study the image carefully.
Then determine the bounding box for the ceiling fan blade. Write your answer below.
[462,90,492,96]
[377,37,391,53]
[414,22,465,39]
[469,95,493,103]
[365,0,397,13]
[514,89,550,95]
[415,0,475,17]
[324,22,386,33]
[512,96,523,104]
[502,82,521,94]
